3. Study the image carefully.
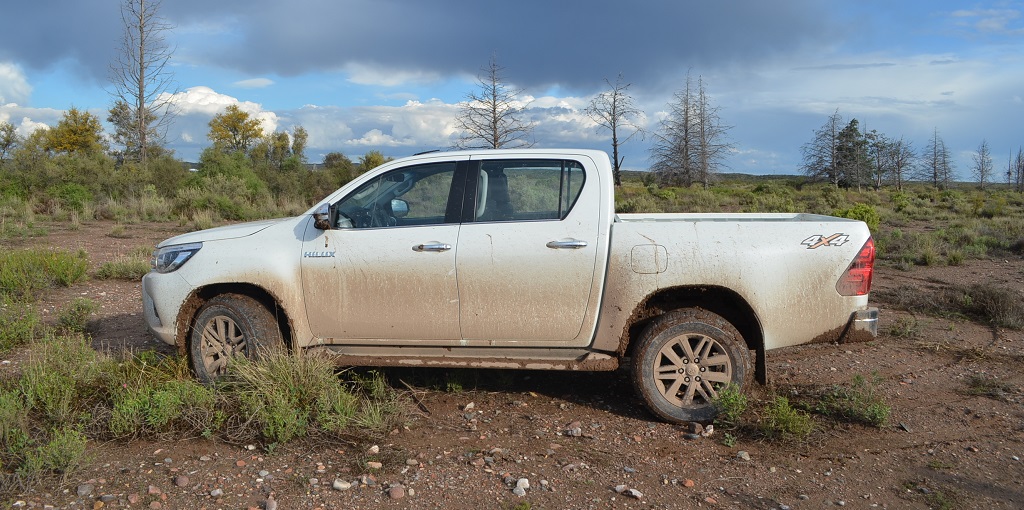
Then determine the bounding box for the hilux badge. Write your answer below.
[303,251,336,258]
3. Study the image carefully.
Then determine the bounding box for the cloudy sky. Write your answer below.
[1,1,1022,179]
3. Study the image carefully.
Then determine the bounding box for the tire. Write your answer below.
[631,308,752,423]
[188,293,285,384]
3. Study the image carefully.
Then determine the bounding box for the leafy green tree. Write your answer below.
[323,152,354,187]
[835,119,869,190]
[0,120,18,160]
[207,105,263,154]
[46,107,108,156]
[357,150,390,175]
[291,126,308,163]
[107,100,159,162]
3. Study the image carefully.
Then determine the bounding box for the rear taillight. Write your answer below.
[836,237,875,296]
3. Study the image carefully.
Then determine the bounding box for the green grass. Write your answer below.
[95,256,150,280]
[812,374,891,428]
[712,384,748,429]
[760,396,814,440]
[0,249,89,302]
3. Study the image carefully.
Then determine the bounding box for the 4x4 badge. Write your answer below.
[801,233,849,249]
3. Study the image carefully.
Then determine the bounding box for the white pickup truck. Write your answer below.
[143,148,877,423]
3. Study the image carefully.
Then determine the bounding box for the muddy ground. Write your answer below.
[4,219,1024,509]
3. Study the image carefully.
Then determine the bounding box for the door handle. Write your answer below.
[412,242,452,252]
[546,239,588,249]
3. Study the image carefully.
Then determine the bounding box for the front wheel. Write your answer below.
[632,308,752,423]
[188,294,285,384]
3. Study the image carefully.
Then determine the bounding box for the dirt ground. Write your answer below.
[4,219,1024,509]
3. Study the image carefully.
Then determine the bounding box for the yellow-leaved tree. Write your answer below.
[207,105,263,154]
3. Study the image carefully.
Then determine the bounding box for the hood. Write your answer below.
[157,218,288,247]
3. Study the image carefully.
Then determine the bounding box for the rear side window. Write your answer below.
[471,159,585,222]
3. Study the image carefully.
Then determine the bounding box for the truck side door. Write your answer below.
[455,157,604,345]
[300,160,466,341]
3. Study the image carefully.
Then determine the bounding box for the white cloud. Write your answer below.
[343,62,441,87]
[163,86,278,134]
[233,78,274,89]
[0,62,31,104]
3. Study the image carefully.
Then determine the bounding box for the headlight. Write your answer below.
[151,242,203,273]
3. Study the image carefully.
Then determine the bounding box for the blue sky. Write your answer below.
[1,0,1023,179]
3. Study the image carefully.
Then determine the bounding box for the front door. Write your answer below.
[301,160,463,341]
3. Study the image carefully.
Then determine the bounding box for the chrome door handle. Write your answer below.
[546,239,588,249]
[412,242,452,252]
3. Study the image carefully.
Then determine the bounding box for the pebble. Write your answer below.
[624,466,637,473]
[388,485,406,499]
[406,458,419,466]
[512,487,526,497]
[77,484,94,497]
[333,479,352,491]
[259,470,270,478]
[173,475,189,487]
[147,485,161,495]
[199,455,212,462]
[99,495,116,503]
[516,478,530,490]
[737,451,752,461]
[368,445,380,454]
[309,478,319,486]
[265,498,278,510]
[367,461,383,470]
[614,484,628,493]
[626,488,643,499]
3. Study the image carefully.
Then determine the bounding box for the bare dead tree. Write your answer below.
[919,127,954,189]
[651,73,696,186]
[693,75,732,189]
[586,74,645,186]
[888,137,915,192]
[453,56,534,149]
[109,0,177,167]
[1014,147,1024,193]
[801,110,843,187]
[972,139,993,190]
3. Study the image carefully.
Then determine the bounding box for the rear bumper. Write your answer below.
[842,307,879,343]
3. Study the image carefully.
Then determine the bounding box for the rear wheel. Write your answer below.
[632,308,751,423]
[188,294,285,384]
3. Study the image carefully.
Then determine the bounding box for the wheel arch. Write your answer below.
[622,285,767,384]
[175,283,293,354]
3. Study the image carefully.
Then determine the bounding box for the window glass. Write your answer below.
[473,159,586,222]
[333,162,456,228]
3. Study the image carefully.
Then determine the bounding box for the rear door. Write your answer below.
[455,156,604,345]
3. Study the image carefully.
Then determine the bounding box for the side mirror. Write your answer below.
[391,199,409,218]
[312,204,332,230]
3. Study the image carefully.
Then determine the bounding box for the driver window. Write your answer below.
[333,162,457,229]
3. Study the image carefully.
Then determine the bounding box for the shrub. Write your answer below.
[0,302,41,351]
[834,203,881,231]
[95,257,151,280]
[0,249,89,302]
[713,384,748,428]
[760,396,814,439]
[56,298,97,333]
[19,334,103,426]
[814,374,891,427]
